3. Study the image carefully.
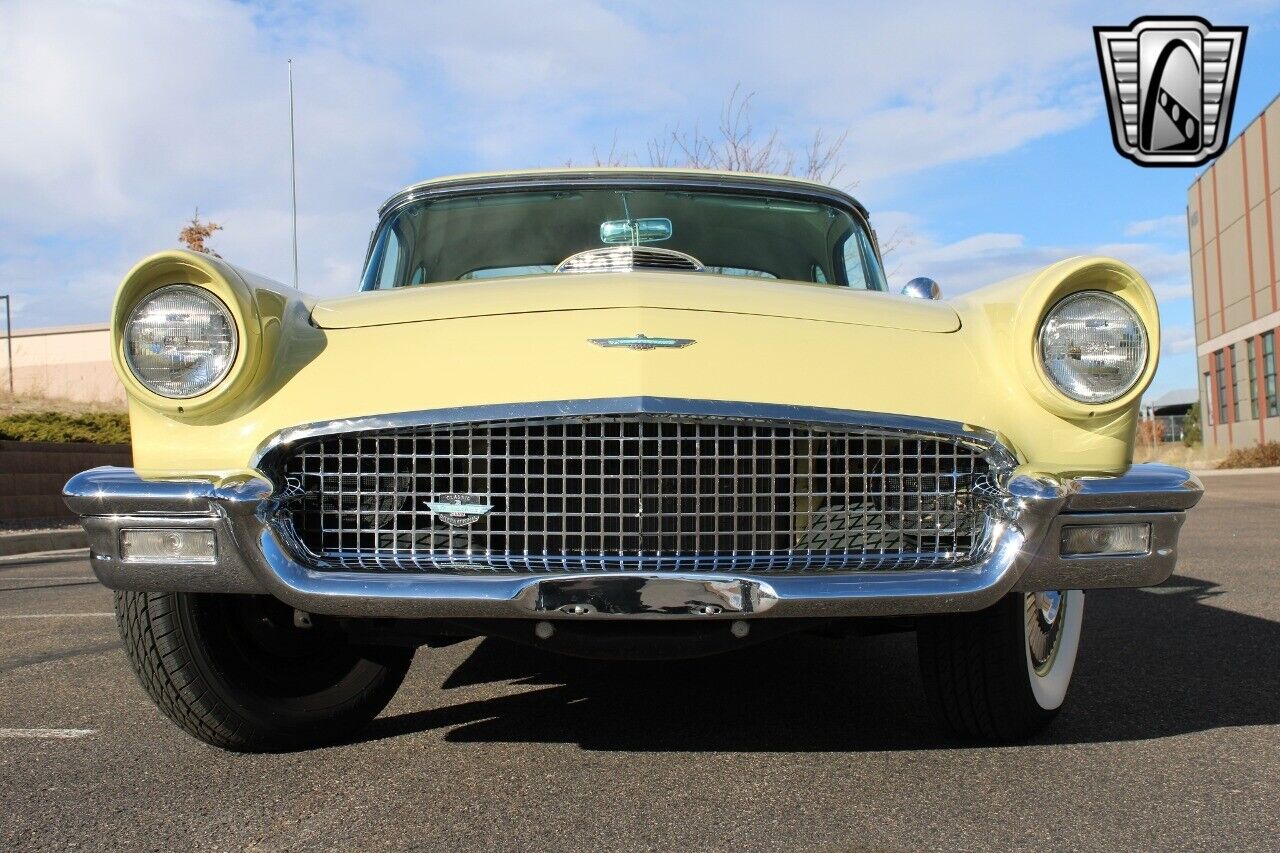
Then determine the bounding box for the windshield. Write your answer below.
[361,187,887,291]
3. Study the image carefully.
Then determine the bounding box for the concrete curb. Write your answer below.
[1194,466,1280,477]
[0,528,87,557]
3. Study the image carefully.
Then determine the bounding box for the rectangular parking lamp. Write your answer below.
[1060,522,1151,557]
[120,529,217,564]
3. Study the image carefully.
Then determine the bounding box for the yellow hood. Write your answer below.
[309,273,961,333]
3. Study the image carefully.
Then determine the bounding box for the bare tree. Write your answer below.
[587,86,849,187]
[178,208,222,257]
[584,87,910,258]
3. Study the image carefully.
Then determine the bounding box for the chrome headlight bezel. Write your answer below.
[122,284,240,400]
[1036,290,1149,405]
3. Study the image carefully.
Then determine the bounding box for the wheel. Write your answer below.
[916,589,1084,742]
[114,591,413,752]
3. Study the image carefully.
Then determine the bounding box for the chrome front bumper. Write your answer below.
[64,463,1202,620]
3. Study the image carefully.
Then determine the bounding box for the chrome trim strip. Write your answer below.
[1064,463,1203,512]
[243,518,1034,619]
[63,468,271,518]
[377,172,870,220]
[250,397,1017,472]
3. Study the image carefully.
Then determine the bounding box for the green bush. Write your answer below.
[0,411,131,444]
[1217,440,1280,470]
[1181,402,1202,447]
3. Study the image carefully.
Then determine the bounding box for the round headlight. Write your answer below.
[1037,291,1148,404]
[123,285,238,399]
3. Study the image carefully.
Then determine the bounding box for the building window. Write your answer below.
[1264,331,1277,418]
[1247,338,1259,420]
[1216,350,1229,424]
[1230,344,1240,422]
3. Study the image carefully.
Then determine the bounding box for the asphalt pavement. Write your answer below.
[1,473,1276,851]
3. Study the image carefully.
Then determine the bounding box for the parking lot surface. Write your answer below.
[1,473,1276,851]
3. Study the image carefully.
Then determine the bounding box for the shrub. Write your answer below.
[1137,418,1166,445]
[1181,402,1202,447]
[0,411,131,444]
[1217,440,1280,470]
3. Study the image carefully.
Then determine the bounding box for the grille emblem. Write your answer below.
[427,494,493,527]
[1094,16,1247,167]
[590,333,695,350]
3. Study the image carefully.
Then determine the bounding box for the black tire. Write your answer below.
[917,589,1084,742]
[114,591,413,752]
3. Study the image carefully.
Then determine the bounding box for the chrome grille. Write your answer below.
[277,415,995,574]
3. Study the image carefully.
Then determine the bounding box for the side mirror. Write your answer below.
[902,277,942,300]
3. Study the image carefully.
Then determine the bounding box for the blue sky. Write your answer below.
[1,0,1278,399]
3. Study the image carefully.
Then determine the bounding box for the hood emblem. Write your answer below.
[590,333,695,350]
[427,494,493,527]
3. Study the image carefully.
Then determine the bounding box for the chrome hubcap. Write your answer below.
[1026,590,1066,675]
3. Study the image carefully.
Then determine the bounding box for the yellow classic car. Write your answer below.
[66,168,1202,750]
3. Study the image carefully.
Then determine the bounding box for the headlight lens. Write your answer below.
[123,285,238,398]
[1037,291,1147,403]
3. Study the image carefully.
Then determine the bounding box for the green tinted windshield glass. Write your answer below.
[361,187,884,290]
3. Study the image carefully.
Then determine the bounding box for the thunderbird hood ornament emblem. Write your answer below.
[427,494,493,527]
[590,333,696,350]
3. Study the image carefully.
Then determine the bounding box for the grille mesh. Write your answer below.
[278,415,993,574]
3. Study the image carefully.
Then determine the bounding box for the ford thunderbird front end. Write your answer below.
[65,169,1202,749]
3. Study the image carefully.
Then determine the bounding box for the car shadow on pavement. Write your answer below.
[361,574,1280,751]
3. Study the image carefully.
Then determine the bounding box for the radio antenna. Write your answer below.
[288,59,299,289]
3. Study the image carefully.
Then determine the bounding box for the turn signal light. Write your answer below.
[120,529,217,563]
[1060,523,1150,557]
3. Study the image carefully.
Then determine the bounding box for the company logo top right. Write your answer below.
[1095,16,1247,167]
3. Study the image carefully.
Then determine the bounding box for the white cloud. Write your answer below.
[1162,325,1198,355]
[0,0,1144,328]
[885,223,1192,303]
[1125,215,1188,238]
[882,221,1200,399]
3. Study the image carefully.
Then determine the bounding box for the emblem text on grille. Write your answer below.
[427,494,493,527]
[590,333,695,350]
[1094,16,1247,167]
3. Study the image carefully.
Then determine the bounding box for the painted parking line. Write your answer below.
[0,577,97,582]
[0,613,115,620]
[0,728,96,739]
[0,549,90,565]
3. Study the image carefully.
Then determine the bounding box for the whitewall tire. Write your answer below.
[917,589,1085,742]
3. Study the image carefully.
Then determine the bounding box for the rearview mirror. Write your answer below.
[600,217,673,244]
